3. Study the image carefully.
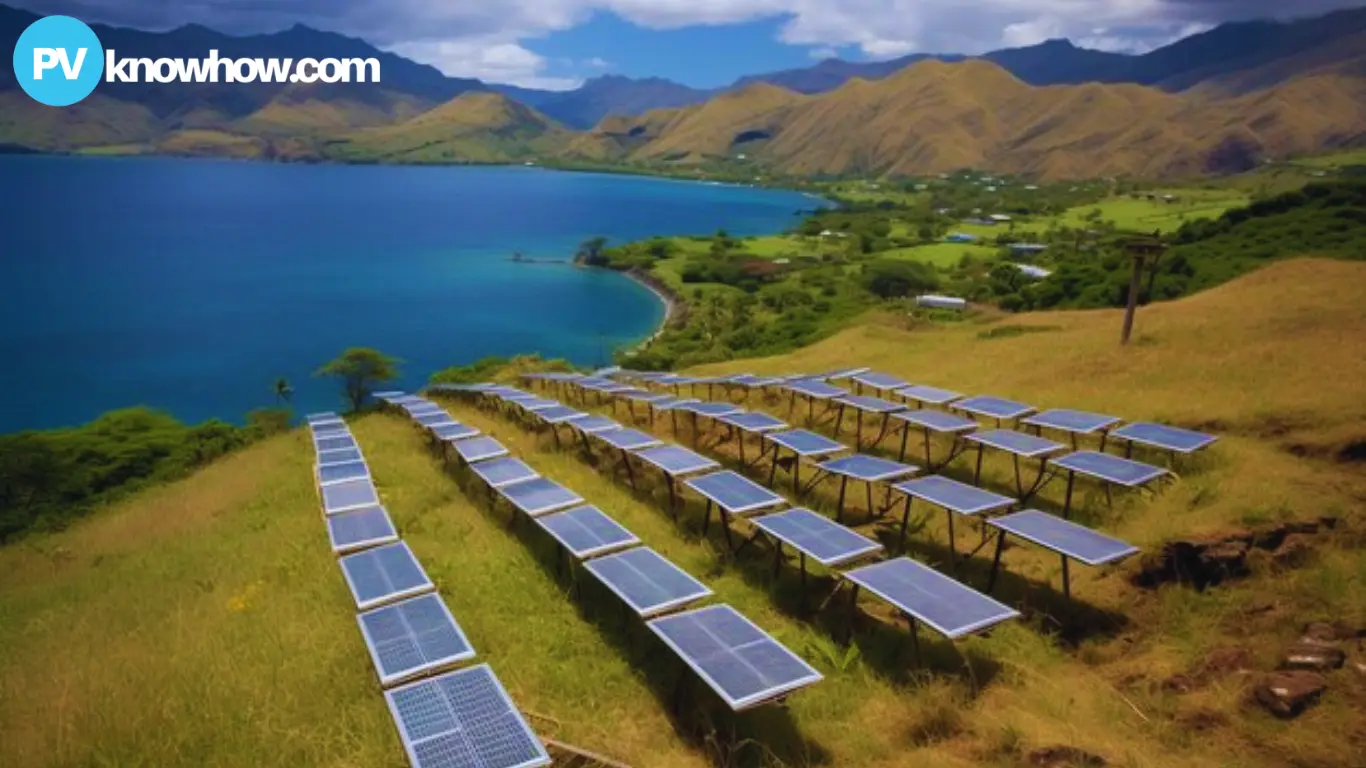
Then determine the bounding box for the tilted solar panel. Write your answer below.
[569,415,620,434]
[893,475,1015,515]
[719,411,789,433]
[1050,451,1167,487]
[750,508,882,567]
[1110,422,1217,453]
[326,505,399,554]
[766,429,848,457]
[317,447,364,467]
[314,435,358,453]
[953,395,1035,421]
[851,372,908,391]
[648,604,823,711]
[892,409,979,433]
[784,380,848,399]
[404,401,443,415]
[415,411,455,427]
[1021,409,1121,435]
[452,436,510,464]
[358,592,476,688]
[684,402,743,418]
[318,460,371,486]
[651,397,701,411]
[535,505,641,560]
[835,395,907,414]
[988,510,1138,566]
[895,385,962,406]
[514,398,560,412]
[385,664,550,768]
[469,457,540,489]
[844,557,1020,639]
[634,445,719,476]
[307,412,340,425]
[817,454,918,482]
[594,428,663,452]
[339,541,435,611]
[582,547,712,617]
[311,420,350,436]
[534,405,587,424]
[821,366,871,381]
[684,470,786,515]
[322,478,380,515]
[965,429,1067,458]
[626,392,672,404]
[431,422,480,442]
[497,477,584,517]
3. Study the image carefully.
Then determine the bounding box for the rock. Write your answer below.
[1271,534,1314,568]
[1301,621,1342,644]
[1280,642,1346,672]
[1254,671,1327,719]
[1028,745,1108,767]
[1200,647,1255,678]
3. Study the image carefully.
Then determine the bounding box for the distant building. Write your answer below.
[1010,243,1049,254]
[990,214,1013,222]
[946,232,979,243]
[1011,263,1052,280]
[916,294,967,311]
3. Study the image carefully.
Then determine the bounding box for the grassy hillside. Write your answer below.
[3,259,1362,767]
[328,92,570,163]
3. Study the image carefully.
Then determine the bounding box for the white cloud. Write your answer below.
[808,46,840,59]
[584,56,612,67]
[391,37,583,89]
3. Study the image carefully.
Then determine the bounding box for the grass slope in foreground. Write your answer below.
[1,260,1364,767]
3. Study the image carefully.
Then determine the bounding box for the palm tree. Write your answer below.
[274,377,294,404]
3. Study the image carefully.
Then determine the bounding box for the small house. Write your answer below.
[1010,243,1048,255]
[916,294,967,311]
[989,214,1013,222]
[1011,263,1052,280]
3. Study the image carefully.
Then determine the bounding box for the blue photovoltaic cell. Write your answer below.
[482,386,523,397]
[784,380,848,399]
[851,372,908,391]
[535,405,586,424]
[627,392,672,404]
[817,454,918,482]
[1111,422,1217,453]
[844,558,1020,639]
[893,475,1014,515]
[339,541,435,611]
[685,471,786,515]
[895,385,962,405]
[307,412,340,424]
[311,420,349,436]
[893,410,979,433]
[415,411,455,427]
[470,457,539,489]
[574,377,612,389]
[594,428,663,451]
[634,445,720,476]
[989,510,1138,566]
[583,547,712,617]
[720,411,788,433]
[836,395,907,414]
[570,415,620,434]
[358,592,476,687]
[385,664,551,768]
[322,478,380,515]
[965,429,1067,458]
[684,402,743,418]
[386,394,423,405]
[432,422,480,441]
[821,366,871,380]
[404,401,443,415]
[515,398,560,412]
[1050,451,1167,487]
[651,397,700,411]
[501,393,539,404]
[315,434,358,453]
[497,477,584,517]
[536,505,641,559]
[595,383,637,394]
[728,374,783,388]
[750,508,883,566]
[327,505,399,554]
[318,460,371,486]
[766,429,849,457]
[1022,409,1121,435]
[317,447,364,466]
[648,604,823,711]
[954,395,1035,420]
[656,374,695,386]
[452,437,510,464]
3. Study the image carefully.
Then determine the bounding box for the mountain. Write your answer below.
[493,76,713,129]
[568,58,1366,179]
[730,54,959,94]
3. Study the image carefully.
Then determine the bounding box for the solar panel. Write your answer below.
[634,445,720,476]
[451,436,509,464]
[318,460,371,486]
[326,505,399,554]
[817,454,918,482]
[339,541,435,611]
[965,429,1067,458]
[953,396,1035,421]
[405,401,443,415]
[490,387,529,399]
[988,510,1139,566]
[893,475,1014,515]
[651,397,701,411]
[358,593,476,688]
[821,366,871,381]
[1111,422,1217,453]
[727,374,783,388]
[307,412,340,424]
[322,477,380,516]
[750,508,883,567]
[844,558,1020,639]
[514,398,560,412]
[684,402,743,418]
[626,392,672,404]
[595,383,637,394]
[1021,409,1121,435]
[594,428,663,451]
[656,374,694,385]
[766,429,849,458]
[1050,451,1167,487]
[851,372,908,391]
[311,420,349,436]
[895,385,962,405]
[497,477,584,517]
[893,409,980,434]
[685,470,786,515]
[648,604,823,711]
[719,411,789,434]
[415,411,455,427]
[569,415,620,434]
[314,434,358,453]
[836,395,907,414]
[469,457,540,489]
[582,547,712,617]
[317,447,364,466]
[500,393,539,404]
[784,380,847,399]
[387,394,423,405]
[432,422,481,442]
[534,405,587,424]
[535,505,641,560]
[385,664,550,768]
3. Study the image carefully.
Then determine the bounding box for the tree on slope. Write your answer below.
[315,348,400,413]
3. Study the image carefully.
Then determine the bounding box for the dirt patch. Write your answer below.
[1133,518,1338,590]
[1027,745,1107,767]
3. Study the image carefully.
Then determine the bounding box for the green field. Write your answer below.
[1057,191,1249,232]
[878,242,1000,267]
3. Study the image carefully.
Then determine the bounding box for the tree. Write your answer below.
[863,259,939,299]
[315,348,400,413]
[575,236,608,266]
[273,377,293,403]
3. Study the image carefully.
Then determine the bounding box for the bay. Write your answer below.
[0,156,819,431]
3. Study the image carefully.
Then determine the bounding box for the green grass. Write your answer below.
[1056,192,1248,233]
[1292,148,1366,169]
[879,243,1000,268]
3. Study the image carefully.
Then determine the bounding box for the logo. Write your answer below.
[12,15,105,106]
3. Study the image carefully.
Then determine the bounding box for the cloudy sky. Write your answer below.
[15,0,1366,89]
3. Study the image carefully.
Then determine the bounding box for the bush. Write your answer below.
[863,259,940,298]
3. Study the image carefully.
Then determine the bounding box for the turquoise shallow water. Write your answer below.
[0,156,820,431]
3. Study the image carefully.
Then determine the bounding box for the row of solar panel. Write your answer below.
[310,406,552,768]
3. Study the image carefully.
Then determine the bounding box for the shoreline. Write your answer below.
[619,267,679,352]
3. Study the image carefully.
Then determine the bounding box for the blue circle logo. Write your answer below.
[12,16,104,107]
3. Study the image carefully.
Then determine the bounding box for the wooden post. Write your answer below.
[1121,235,1166,346]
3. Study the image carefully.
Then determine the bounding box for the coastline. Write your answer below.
[618,267,680,352]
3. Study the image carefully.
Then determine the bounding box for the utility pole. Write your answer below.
[1121,233,1166,345]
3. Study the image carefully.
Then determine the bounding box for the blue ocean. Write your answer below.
[0,156,819,431]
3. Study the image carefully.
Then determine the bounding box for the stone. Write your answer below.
[1280,642,1346,672]
[1027,745,1108,767]
[1271,534,1314,568]
[1254,671,1328,719]
[1201,646,1255,677]
[1301,621,1341,645]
